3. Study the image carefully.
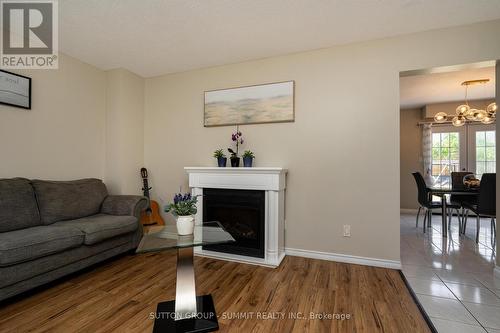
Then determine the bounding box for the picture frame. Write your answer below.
[0,69,32,109]
[204,80,294,127]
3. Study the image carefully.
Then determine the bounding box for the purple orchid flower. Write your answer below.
[228,126,244,157]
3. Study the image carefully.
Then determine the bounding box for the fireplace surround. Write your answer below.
[185,167,287,267]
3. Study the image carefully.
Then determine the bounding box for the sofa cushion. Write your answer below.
[0,225,84,266]
[0,232,135,288]
[54,214,138,245]
[31,179,108,224]
[0,178,41,232]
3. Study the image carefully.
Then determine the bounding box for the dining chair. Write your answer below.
[412,172,442,233]
[462,173,496,243]
[450,171,474,233]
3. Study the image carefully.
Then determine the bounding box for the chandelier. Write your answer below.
[433,79,497,127]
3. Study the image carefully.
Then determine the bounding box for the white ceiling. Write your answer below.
[59,0,500,77]
[400,66,496,109]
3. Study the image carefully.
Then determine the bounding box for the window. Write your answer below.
[475,130,496,178]
[430,125,495,185]
[431,132,460,186]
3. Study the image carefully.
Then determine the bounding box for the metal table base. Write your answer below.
[152,247,219,333]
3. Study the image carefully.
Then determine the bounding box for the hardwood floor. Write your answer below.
[0,252,431,332]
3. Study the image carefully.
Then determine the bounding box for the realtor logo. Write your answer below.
[1,0,58,69]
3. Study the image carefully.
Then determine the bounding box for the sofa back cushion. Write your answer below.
[31,179,108,224]
[0,178,41,232]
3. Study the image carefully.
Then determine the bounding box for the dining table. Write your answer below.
[427,184,479,238]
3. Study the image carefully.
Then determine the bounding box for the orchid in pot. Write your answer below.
[228,126,244,167]
[164,193,199,235]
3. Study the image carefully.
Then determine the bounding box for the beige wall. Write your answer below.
[400,108,423,210]
[144,20,500,262]
[3,21,498,263]
[105,69,145,195]
[0,53,106,180]
[496,61,499,268]
[0,55,144,195]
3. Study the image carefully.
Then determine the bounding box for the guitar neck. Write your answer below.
[142,179,150,199]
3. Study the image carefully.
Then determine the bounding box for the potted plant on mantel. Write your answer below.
[164,193,199,235]
[213,149,227,167]
[228,127,244,167]
[242,150,255,167]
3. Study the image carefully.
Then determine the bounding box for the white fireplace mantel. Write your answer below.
[185,167,287,267]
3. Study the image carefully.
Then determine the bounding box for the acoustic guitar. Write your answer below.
[139,168,165,226]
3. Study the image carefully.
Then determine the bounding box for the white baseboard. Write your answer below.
[400,208,419,214]
[495,266,500,278]
[285,247,402,270]
[194,249,285,268]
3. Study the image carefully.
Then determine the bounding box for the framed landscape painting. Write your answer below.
[204,81,294,127]
[0,70,31,109]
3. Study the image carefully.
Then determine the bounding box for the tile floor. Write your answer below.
[401,213,499,332]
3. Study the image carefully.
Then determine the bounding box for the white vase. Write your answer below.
[176,215,195,235]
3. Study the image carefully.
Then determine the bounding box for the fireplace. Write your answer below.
[185,167,286,267]
[202,188,265,258]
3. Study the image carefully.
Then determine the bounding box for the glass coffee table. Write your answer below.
[136,221,235,333]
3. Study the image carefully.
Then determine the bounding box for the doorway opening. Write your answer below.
[399,61,498,330]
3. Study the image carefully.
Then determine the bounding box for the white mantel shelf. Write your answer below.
[185,167,287,173]
[185,166,287,268]
[185,167,287,192]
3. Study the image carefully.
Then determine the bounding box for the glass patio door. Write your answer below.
[431,125,466,186]
[467,124,496,178]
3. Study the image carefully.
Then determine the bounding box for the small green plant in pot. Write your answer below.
[213,149,227,167]
[242,150,255,167]
[164,193,199,235]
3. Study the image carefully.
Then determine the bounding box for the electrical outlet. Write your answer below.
[343,225,351,237]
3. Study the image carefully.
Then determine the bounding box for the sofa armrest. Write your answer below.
[101,195,148,219]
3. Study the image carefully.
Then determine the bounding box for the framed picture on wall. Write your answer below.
[0,70,31,109]
[204,81,294,127]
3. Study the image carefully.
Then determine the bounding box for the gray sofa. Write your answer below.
[0,178,147,301]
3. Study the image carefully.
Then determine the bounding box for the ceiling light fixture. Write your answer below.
[434,79,496,126]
